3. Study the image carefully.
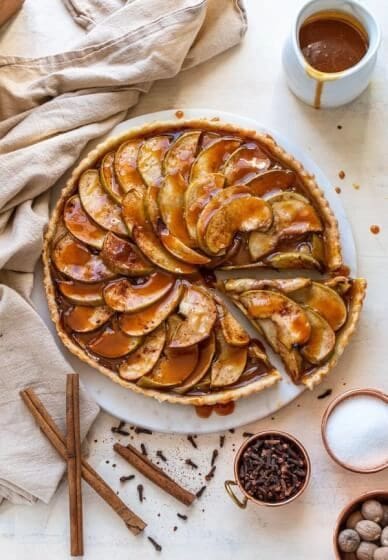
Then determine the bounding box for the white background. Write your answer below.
[0,0,387,558]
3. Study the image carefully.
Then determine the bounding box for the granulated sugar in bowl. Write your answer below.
[322,389,388,473]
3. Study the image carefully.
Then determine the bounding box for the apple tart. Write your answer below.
[43,119,365,405]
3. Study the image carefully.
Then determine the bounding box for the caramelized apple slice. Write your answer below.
[168,285,217,349]
[301,307,335,365]
[119,324,166,381]
[265,252,323,271]
[64,195,106,250]
[290,282,347,331]
[248,230,278,260]
[53,234,116,282]
[138,135,171,188]
[270,192,322,237]
[114,139,145,193]
[57,280,105,306]
[223,277,312,295]
[100,151,124,203]
[158,227,210,265]
[103,272,174,313]
[158,173,193,246]
[223,144,270,184]
[118,282,183,336]
[79,170,127,236]
[184,173,225,244]
[163,131,201,179]
[137,345,199,389]
[87,322,142,358]
[190,137,241,181]
[246,169,296,197]
[64,305,113,333]
[211,329,247,387]
[101,232,153,276]
[122,187,196,275]
[216,301,249,346]
[204,195,273,255]
[239,290,311,349]
[174,333,215,394]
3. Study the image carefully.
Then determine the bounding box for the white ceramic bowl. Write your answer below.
[282,0,381,108]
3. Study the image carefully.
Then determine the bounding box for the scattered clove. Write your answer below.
[185,458,198,469]
[120,474,135,483]
[156,450,167,462]
[187,435,197,449]
[137,484,144,502]
[147,536,162,552]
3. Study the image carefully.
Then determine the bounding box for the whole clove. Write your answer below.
[205,466,216,481]
[156,450,167,462]
[135,427,153,435]
[242,431,254,438]
[177,513,188,520]
[120,474,135,483]
[147,536,162,552]
[211,449,218,466]
[111,420,130,436]
[219,435,225,448]
[196,486,206,499]
[187,435,197,449]
[317,388,333,399]
[137,484,144,502]
[140,443,147,456]
[238,435,307,504]
[185,458,198,469]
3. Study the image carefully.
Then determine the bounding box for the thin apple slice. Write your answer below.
[64,305,113,333]
[158,226,211,265]
[168,285,217,349]
[223,277,312,295]
[174,333,216,394]
[290,282,347,331]
[300,307,335,365]
[325,276,352,295]
[87,322,142,358]
[121,186,146,235]
[78,169,127,236]
[53,234,116,282]
[100,151,124,203]
[264,252,323,271]
[57,280,105,306]
[118,281,183,336]
[114,139,145,193]
[248,230,278,260]
[163,131,201,179]
[211,329,247,387]
[119,324,166,381]
[138,135,171,188]
[158,173,193,246]
[184,173,225,244]
[190,137,241,181]
[103,272,174,313]
[246,169,296,197]
[204,195,273,256]
[239,290,311,349]
[64,195,106,250]
[137,344,199,389]
[223,144,271,184]
[101,232,153,276]
[216,300,249,346]
[269,192,323,237]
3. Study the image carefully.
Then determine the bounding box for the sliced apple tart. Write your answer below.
[43,119,364,405]
[222,276,366,389]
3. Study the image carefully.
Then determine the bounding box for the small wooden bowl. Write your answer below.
[321,388,388,474]
[333,490,388,559]
[224,430,311,509]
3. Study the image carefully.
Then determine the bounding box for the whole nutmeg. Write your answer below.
[339,529,361,552]
[381,528,388,547]
[356,521,382,542]
[382,506,388,528]
[362,501,384,524]
[356,542,378,560]
[347,511,365,530]
[374,547,388,560]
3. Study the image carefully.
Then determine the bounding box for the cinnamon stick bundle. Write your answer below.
[20,388,146,536]
[114,443,196,506]
[66,374,83,556]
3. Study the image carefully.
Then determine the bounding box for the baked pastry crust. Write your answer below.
[44,119,350,405]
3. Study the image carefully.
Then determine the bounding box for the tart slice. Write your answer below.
[223,276,366,389]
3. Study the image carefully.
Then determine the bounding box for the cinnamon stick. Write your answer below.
[114,443,196,507]
[20,388,146,535]
[66,374,83,556]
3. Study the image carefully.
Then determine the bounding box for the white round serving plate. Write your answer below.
[32,108,357,434]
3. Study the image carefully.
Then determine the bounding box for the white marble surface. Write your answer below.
[1,0,388,558]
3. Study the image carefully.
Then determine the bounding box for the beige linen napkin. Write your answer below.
[0,0,247,505]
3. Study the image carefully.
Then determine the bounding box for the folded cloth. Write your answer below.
[0,0,247,505]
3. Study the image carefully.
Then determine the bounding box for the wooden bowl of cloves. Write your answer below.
[224,430,311,509]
